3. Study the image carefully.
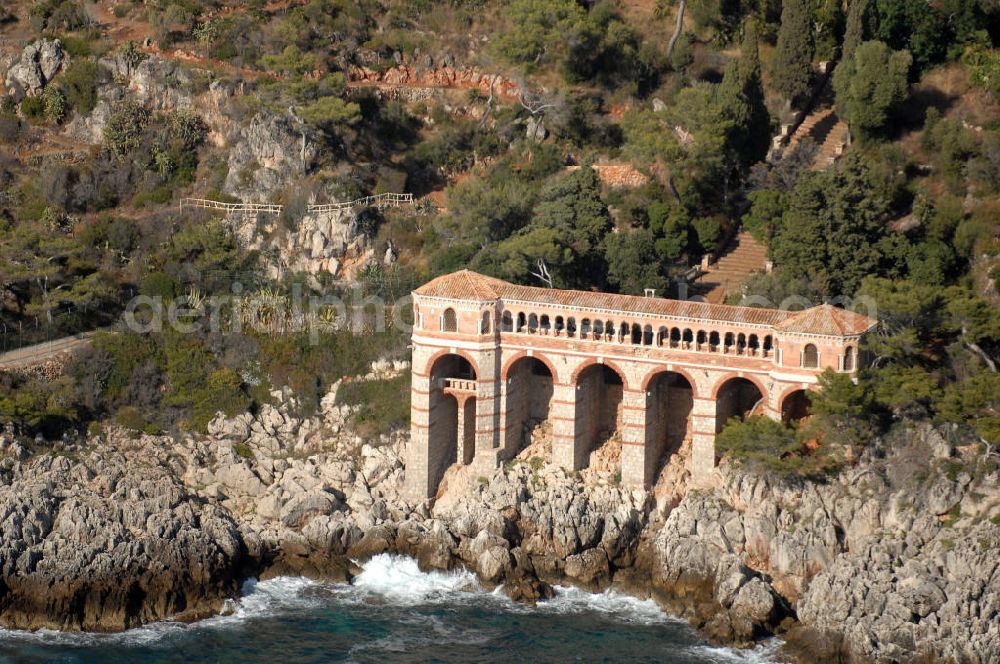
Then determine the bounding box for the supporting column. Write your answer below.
[689,396,717,487]
[621,389,647,487]
[550,382,577,470]
[473,348,500,474]
[405,376,433,500]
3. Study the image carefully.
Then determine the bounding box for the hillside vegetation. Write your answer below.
[0,0,997,469]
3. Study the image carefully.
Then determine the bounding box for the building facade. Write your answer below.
[405,270,877,500]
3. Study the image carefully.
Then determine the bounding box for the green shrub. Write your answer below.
[60,60,108,114]
[115,406,159,435]
[335,372,411,440]
[20,96,46,120]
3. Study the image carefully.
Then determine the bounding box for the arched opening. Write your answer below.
[724,332,735,353]
[581,318,592,338]
[748,334,760,356]
[803,344,819,368]
[631,323,642,344]
[540,314,551,334]
[442,308,457,332]
[574,364,625,468]
[697,330,707,350]
[503,356,555,457]
[763,335,774,357]
[567,317,577,337]
[604,320,615,340]
[682,329,693,349]
[645,371,694,481]
[528,313,539,333]
[516,312,526,332]
[642,324,654,345]
[843,346,854,371]
[594,320,604,338]
[715,377,765,433]
[502,311,513,332]
[480,311,491,334]
[782,389,812,424]
[670,328,681,348]
[426,354,478,494]
[709,331,720,352]
[658,326,668,346]
[737,333,746,354]
[554,316,564,335]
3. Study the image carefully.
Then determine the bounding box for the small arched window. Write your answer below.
[554,316,564,333]
[581,318,592,338]
[540,314,551,333]
[843,346,854,371]
[516,312,526,332]
[709,331,720,350]
[697,330,707,347]
[803,343,819,368]
[594,320,604,337]
[502,311,513,332]
[567,317,577,337]
[658,326,668,346]
[442,308,457,332]
[631,323,642,344]
[480,311,491,334]
[670,328,681,347]
[528,313,539,332]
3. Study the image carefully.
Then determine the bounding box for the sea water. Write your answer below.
[0,555,785,663]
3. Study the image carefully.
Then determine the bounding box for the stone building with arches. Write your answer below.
[405,270,878,500]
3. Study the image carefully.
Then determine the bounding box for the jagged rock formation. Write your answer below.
[223,112,319,201]
[0,372,996,664]
[3,38,65,100]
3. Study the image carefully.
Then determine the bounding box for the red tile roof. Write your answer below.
[415,271,878,336]
[774,304,878,336]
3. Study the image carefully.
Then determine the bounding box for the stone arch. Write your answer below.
[501,351,560,384]
[570,359,630,390]
[644,370,695,482]
[572,363,626,469]
[781,387,813,424]
[713,375,767,433]
[502,355,555,457]
[424,352,479,495]
[422,348,480,379]
[843,345,855,371]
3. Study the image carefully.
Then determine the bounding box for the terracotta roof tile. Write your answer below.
[774,304,878,336]
[415,271,877,335]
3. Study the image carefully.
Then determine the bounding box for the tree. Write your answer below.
[605,229,669,295]
[842,0,870,60]
[297,96,362,133]
[770,154,892,295]
[771,0,813,104]
[833,40,912,142]
[717,21,771,167]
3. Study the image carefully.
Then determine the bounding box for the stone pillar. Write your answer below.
[689,396,717,487]
[473,348,500,474]
[621,389,647,487]
[405,371,433,501]
[455,394,472,466]
[550,382,577,470]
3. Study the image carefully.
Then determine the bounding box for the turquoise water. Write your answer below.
[0,555,783,664]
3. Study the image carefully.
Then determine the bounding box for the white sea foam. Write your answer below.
[346,553,481,605]
[0,556,787,663]
[538,585,680,626]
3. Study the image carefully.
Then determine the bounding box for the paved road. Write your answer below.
[0,330,103,370]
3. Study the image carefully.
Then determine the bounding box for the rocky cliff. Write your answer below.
[0,375,996,662]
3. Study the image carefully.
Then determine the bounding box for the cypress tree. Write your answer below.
[718,21,772,167]
[771,0,814,105]
[843,0,870,60]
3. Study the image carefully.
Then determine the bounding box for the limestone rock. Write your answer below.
[4,39,65,100]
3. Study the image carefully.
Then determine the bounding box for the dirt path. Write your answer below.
[0,329,103,371]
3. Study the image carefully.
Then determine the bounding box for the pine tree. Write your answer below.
[771,0,814,105]
[842,0,870,60]
[718,21,772,167]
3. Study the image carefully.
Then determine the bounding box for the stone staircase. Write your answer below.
[692,231,769,304]
[788,106,849,170]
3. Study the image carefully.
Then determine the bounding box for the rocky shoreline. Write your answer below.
[0,378,997,662]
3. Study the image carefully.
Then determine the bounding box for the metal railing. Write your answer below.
[179,192,414,216]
